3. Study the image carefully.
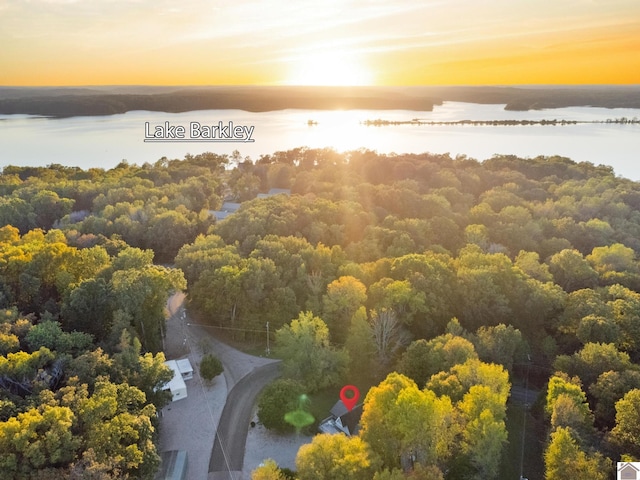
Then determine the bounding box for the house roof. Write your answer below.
[163,360,187,396]
[176,358,193,375]
[329,400,363,435]
[330,400,349,418]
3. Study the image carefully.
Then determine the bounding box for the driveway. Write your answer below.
[208,362,281,479]
[159,293,280,480]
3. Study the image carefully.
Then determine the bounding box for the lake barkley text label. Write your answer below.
[144,121,255,142]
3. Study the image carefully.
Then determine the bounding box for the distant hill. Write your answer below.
[0,85,638,117]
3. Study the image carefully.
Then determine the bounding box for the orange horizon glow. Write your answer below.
[1,1,639,87]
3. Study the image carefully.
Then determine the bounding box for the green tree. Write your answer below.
[473,323,526,372]
[360,372,456,470]
[25,320,93,355]
[460,408,507,480]
[586,243,638,278]
[295,433,380,480]
[61,277,113,341]
[607,284,640,355]
[200,354,223,382]
[110,264,186,352]
[610,389,640,457]
[75,380,160,479]
[544,427,608,480]
[590,369,640,428]
[0,404,79,476]
[368,278,426,326]
[111,331,173,409]
[322,275,367,343]
[31,190,74,229]
[251,459,287,480]
[426,358,510,405]
[274,312,349,392]
[257,379,306,433]
[553,342,632,388]
[549,249,598,292]
[344,307,377,380]
[373,468,406,480]
[514,250,553,282]
[398,334,477,388]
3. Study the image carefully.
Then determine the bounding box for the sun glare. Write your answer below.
[286,52,374,86]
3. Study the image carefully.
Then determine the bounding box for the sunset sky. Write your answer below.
[1,0,639,86]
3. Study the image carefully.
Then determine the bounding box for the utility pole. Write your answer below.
[266,322,270,356]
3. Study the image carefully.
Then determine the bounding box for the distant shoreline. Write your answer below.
[0,85,639,118]
[362,117,640,127]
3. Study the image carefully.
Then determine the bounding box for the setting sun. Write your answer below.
[0,0,639,86]
[285,52,374,86]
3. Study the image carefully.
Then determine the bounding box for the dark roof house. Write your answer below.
[318,400,363,436]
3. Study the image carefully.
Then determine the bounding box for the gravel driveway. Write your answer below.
[159,293,284,480]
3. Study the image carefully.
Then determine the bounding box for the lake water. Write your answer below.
[1,102,639,179]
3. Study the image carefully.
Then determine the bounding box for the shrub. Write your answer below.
[200,354,223,382]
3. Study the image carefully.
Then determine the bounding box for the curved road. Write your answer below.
[167,293,281,480]
[208,362,281,479]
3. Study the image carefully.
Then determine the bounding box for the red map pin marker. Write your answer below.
[340,385,360,412]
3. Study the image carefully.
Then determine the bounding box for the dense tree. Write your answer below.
[200,353,224,382]
[545,374,594,440]
[360,372,456,470]
[344,307,378,380]
[426,358,510,406]
[609,389,640,457]
[251,459,287,480]
[398,334,478,388]
[0,404,79,476]
[322,276,367,343]
[549,249,599,292]
[110,264,186,352]
[25,320,93,355]
[296,433,380,480]
[257,379,306,432]
[590,369,640,428]
[274,312,349,392]
[553,342,633,388]
[544,427,609,480]
[9,149,640,478]
[472,323,527,372]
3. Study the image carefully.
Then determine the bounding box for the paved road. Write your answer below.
[208,361,281,479]
[510,385,540,407]
[163,293,281,480]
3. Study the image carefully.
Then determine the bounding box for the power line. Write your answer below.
[169,300,237,479]
[186,321,271,335]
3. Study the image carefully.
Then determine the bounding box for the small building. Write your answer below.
[176,358,193,381]
[156,450,188,480]
[163,360,187,402]
[257,188,291,199]
[209,201,242,221]
[318,400,363,436]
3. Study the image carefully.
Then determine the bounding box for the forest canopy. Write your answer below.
[3,147,640,478]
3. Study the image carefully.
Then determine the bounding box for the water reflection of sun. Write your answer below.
[286,52,374,86]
